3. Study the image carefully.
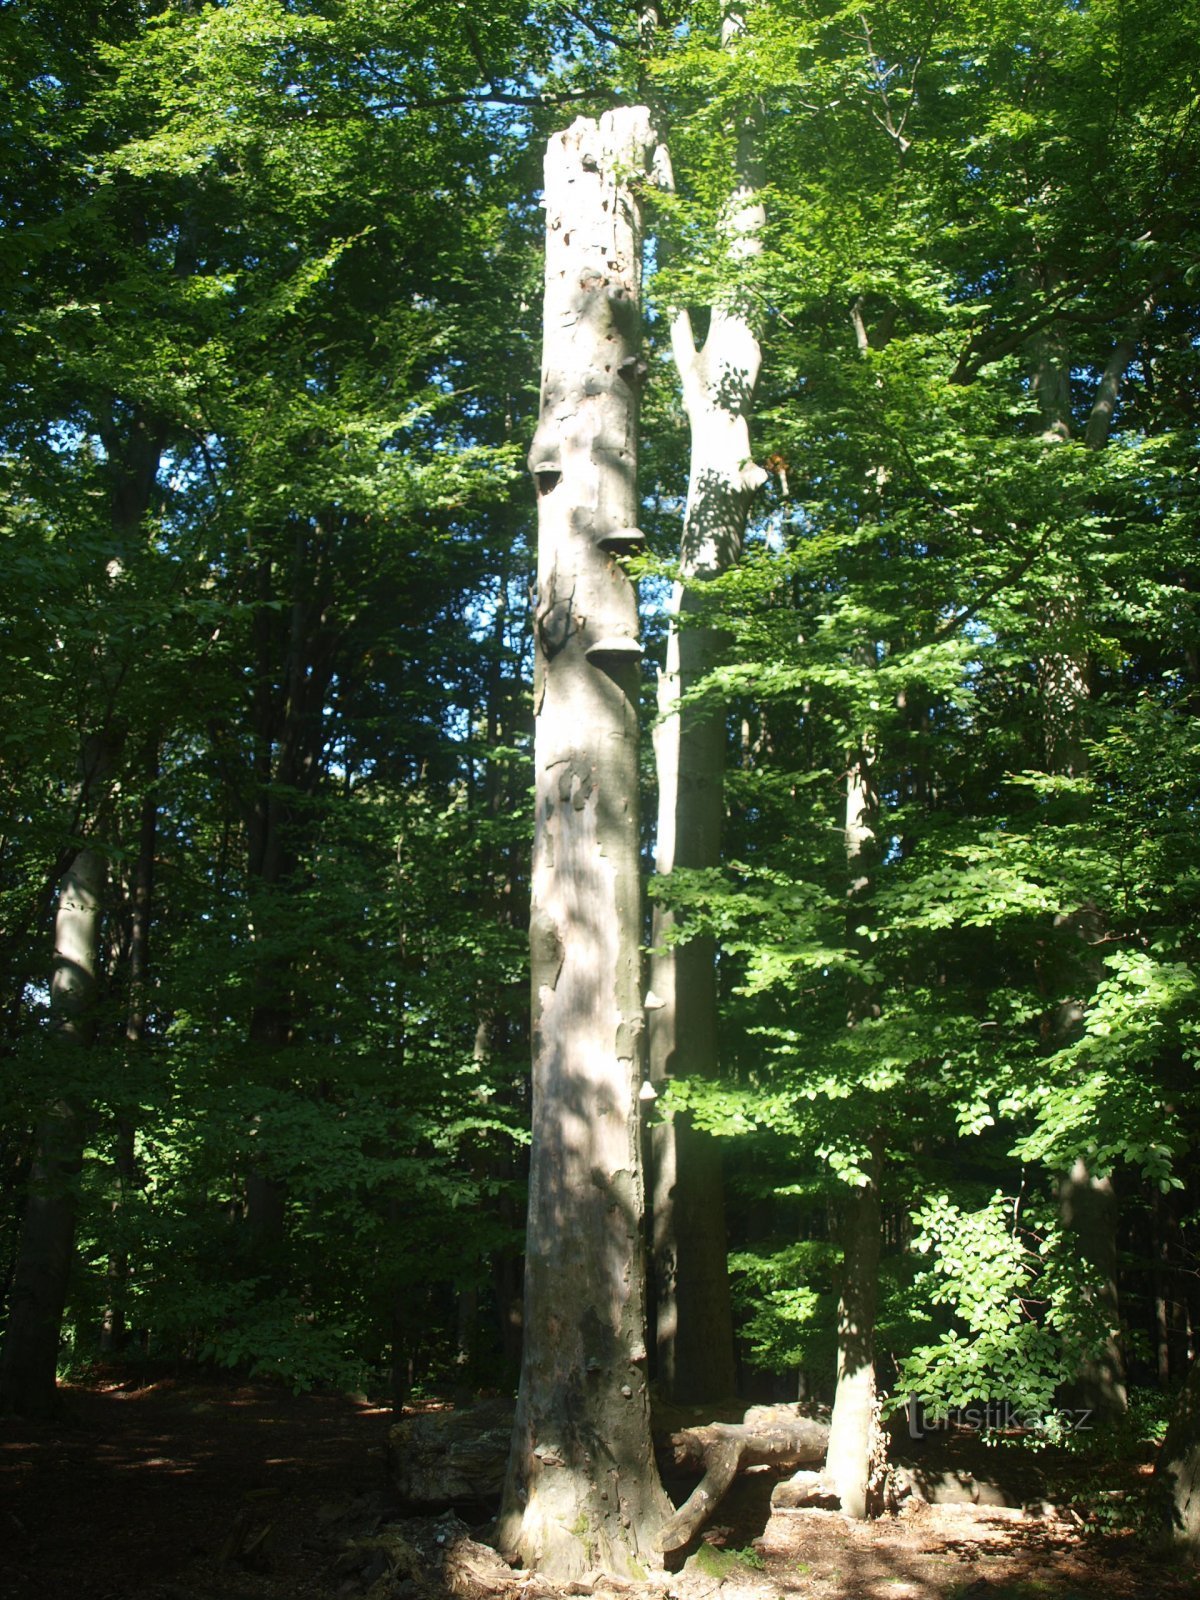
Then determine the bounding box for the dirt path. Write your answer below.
[0,1376,392,1599]
[0,1379,1193,1600]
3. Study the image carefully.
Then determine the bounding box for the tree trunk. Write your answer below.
[1154,1186,1188,1383]
[647,2,765,1405]
[102,753,157,1353]
[825,1137,883,1521]
[497,107,670,1580]
[660,1408,829,1549]
[1,402,161,1410]
[1030,315,1089,776]
[241,525,337,1260]
[1059,1158,1128,1422]
[1033,291,1152,761]
[1155,1353,1200,1558]
[0,735,111,1414]
[389,1399,829,1524]
[821,725,885,1519]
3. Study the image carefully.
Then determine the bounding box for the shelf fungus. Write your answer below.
[585,636,644,665]
[595,526,646,555]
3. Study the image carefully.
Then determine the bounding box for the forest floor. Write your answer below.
[1,1375,1194,1600]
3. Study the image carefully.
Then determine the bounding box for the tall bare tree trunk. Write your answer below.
[0,402,164,1410]
[648,1,766,1404]
[0,734,112,1414]
[1031,319,1089,778]
[497,108,670,1580]
[821,285,892,1513]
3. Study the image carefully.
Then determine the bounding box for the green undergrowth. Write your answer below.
[687,1543,766,1579]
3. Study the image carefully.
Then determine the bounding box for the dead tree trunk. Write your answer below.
[392,1400,829,1539]
[496,107,671,1580]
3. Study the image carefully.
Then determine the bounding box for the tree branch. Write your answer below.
[370,86,596,115]
[860,14,916,157]
[949,239,1157,385]
[1083,276,1165,450]
[929,522,1057,645]
[551,2,633,49]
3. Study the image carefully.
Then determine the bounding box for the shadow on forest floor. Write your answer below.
[1,1377,1194,1600]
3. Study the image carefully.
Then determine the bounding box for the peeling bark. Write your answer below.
[497,107,670,1580]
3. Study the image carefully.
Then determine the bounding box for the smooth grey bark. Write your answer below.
[823,307,887,1511]
[1,403,163,1410]
[824,1137,883,1521]
[647,3,765,1404]
[1083,283,1160,452]
[497,107,670,1580]
[0,737,111,1413]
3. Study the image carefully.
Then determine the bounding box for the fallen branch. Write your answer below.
[659,1406,830,1551]
[388,1398,830,1551]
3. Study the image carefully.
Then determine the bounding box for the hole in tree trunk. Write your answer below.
[535,469,562,496]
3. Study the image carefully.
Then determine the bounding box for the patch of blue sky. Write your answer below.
[46,419,98,457]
